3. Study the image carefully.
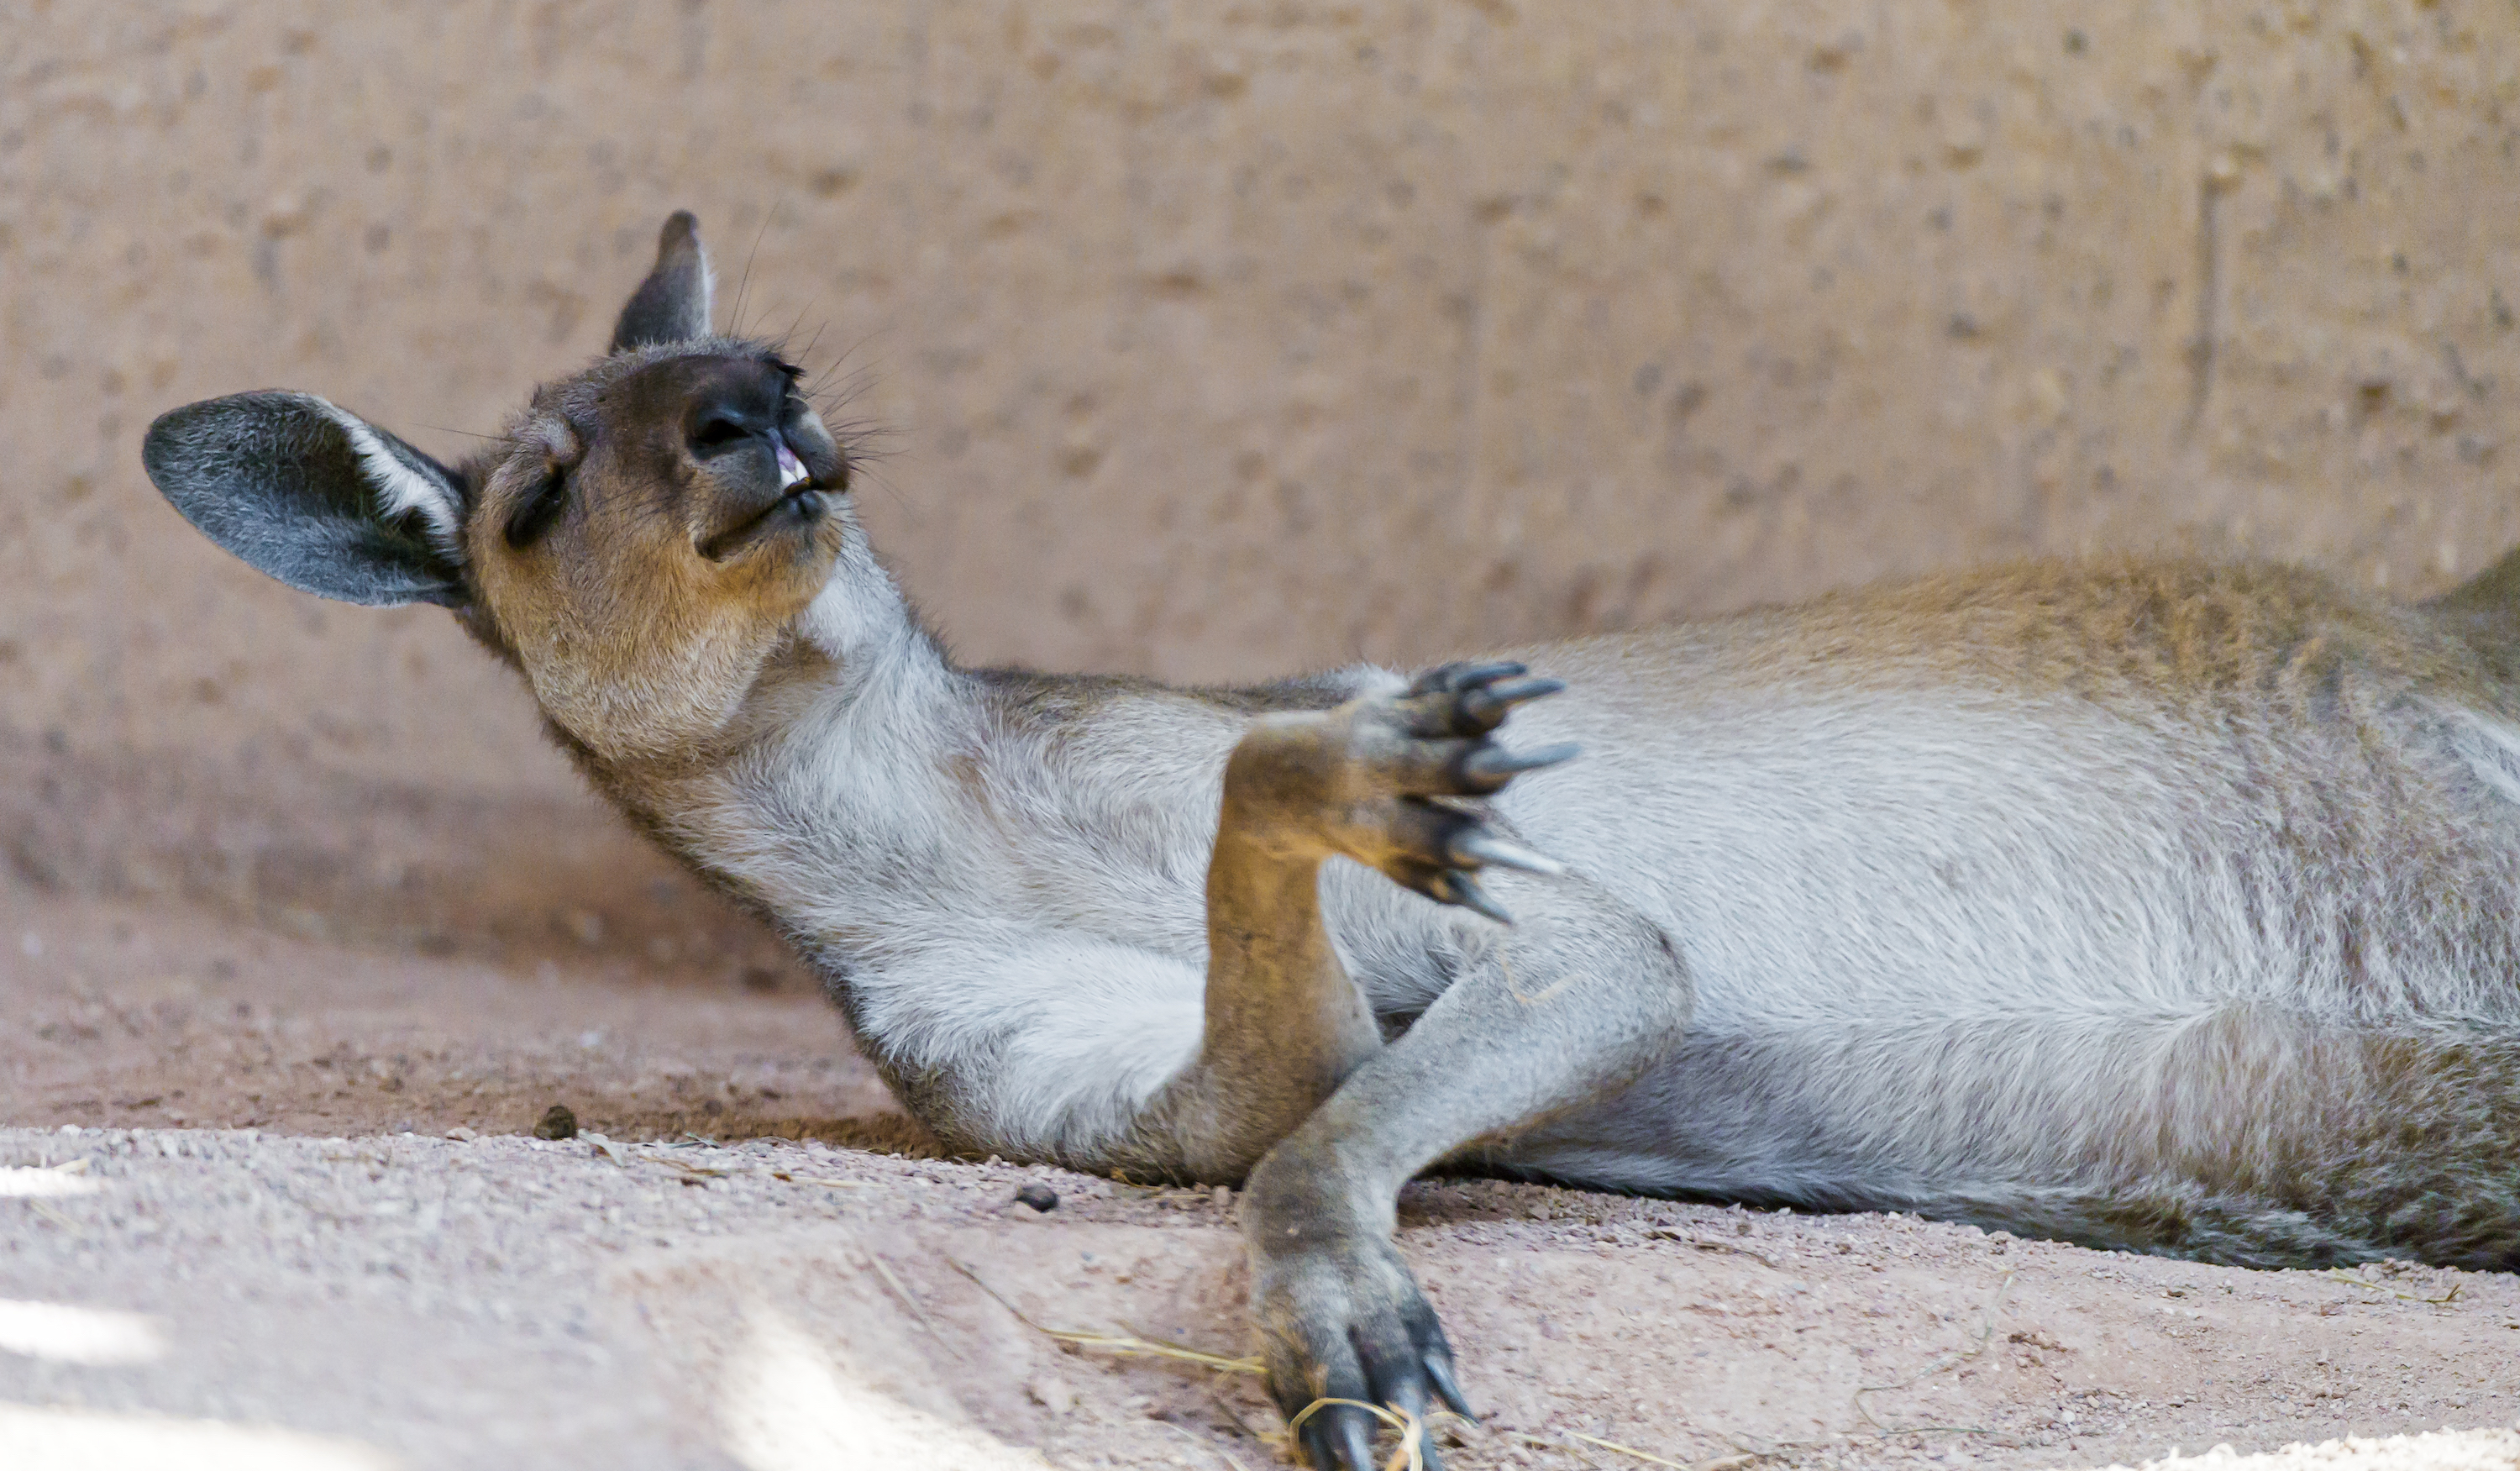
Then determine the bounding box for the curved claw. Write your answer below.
[1425,1353,1476,1422]
[1420,1426,1451,1471]
[1406,659,1526,696]
[1299,1417,1336,1471]
[1352,1335,1453,1471]
[1458,676,1566,731]
[1429,869,1515,925]
[1447,829,1567,877]
[1417,1427,1450,1471]
[1458,740,1582,785]
[1298,1403,1382,1471]
[1389,1416,1447,1471]
[1336,1411,1376,1471]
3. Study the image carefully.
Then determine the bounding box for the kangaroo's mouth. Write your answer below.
[774,436,813,492]
[697,432,833,562]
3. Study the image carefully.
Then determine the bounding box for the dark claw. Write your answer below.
[1458,740,1582,785]
[1407,659,1525,696]
[1457,676,1566,731]
[1332,1407,1377,1471]
[1430,869,1515,924]
[1419,1428,1450,1471]
[1354,1336,1450,1471]
[1446,829,1567,877]
[1425,1353,1476,1422]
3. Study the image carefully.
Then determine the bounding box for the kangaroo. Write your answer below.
[145,212,2520,1471]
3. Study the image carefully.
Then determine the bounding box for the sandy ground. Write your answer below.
[6,876,2520,1470]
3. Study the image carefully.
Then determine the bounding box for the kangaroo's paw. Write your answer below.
[1228,660,1578,923]
[1355,661,1578,923]
[1252,1235,1471,1471]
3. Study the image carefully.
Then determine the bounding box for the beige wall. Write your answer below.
[6,2,2518,942]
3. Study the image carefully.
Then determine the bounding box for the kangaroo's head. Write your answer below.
[144,213,853,763]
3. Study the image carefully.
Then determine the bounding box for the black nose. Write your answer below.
[682,363,789,458]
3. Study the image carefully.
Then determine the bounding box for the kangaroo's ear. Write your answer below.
[142,391,470,608]
[610,210,714,352]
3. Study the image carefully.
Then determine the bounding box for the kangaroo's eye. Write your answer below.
[505,467,569,549]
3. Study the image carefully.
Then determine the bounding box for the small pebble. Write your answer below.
[533,1105,578,1141]
[1016,1183,1058,1213]
[1026,1374,1075,1415]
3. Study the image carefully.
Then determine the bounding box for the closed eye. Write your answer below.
[505,467,569,549]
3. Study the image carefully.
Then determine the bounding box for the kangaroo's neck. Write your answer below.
[568,545,977,902]
[787,534,948,690]
[563,544,1362,974]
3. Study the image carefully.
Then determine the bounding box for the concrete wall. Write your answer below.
[6,2,2518,948]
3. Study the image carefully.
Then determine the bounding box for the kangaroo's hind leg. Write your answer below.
[1242,871,1689,1470]
[1188,665,1696,1471]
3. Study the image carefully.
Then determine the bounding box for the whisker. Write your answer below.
[846,458,917,523]
[771,306,812,357]
[726,199,782,339]
[804,342,893,410]
[417,423,524,447]
[806,365,882,412]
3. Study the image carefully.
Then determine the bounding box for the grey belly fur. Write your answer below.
[1451,672,2520,1269]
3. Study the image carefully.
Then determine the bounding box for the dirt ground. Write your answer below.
[6,874,2518,1470]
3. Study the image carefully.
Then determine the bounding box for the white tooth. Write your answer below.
[776,439,810,490]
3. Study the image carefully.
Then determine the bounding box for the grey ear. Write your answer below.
[610,210,714,351]
[142,391,470,607]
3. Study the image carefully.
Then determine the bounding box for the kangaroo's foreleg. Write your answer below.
[1140,663,1581,1180]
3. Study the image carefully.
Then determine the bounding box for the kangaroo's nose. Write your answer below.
[687,398,776,455]
[682,365,789,459]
